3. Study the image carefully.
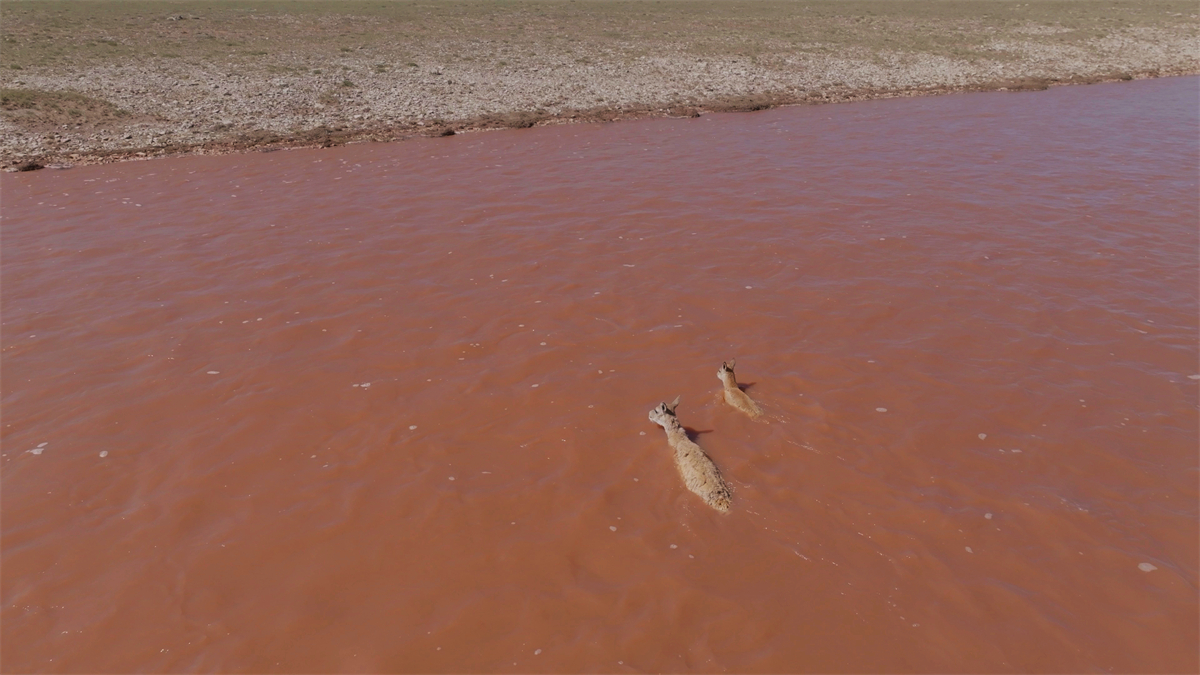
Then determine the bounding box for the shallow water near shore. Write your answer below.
[3,77,1198,673]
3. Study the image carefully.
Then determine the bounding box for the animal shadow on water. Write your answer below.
[648,397,733,513]
[682,426,713,442]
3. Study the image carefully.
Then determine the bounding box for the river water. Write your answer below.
[2,77,1197,673]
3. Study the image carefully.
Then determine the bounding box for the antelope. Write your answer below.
[648,396,732,513]
[717,359,763,419]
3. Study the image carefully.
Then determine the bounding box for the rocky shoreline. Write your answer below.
[2,1,1196,170]
[4,70,1190,172]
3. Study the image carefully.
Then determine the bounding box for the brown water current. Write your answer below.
[2,77,1198,673]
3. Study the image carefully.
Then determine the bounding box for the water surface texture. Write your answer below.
[3,77,1197,673]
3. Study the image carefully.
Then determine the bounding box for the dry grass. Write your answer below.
[0,87,129,126]
[1,0,1194,71]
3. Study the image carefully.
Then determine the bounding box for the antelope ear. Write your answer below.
[668,395,680,412]
[728,358,736,370]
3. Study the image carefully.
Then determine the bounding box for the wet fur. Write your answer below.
[718,359,763,419]
[648,397,732,513]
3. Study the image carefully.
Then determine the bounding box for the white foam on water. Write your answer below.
[1138,562,1157,572]
[876,407,887,412]
[978,433,987,440]
[99,451,109,458]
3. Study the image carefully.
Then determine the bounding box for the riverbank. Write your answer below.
[2,0,1197,170]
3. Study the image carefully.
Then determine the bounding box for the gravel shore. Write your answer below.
[2,0,1197,170]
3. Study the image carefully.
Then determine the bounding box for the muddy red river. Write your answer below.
[2,77,1197,673]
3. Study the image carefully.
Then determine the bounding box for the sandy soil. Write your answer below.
[1,0,1197,170]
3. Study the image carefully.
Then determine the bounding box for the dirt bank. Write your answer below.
[2,0,1197,170]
